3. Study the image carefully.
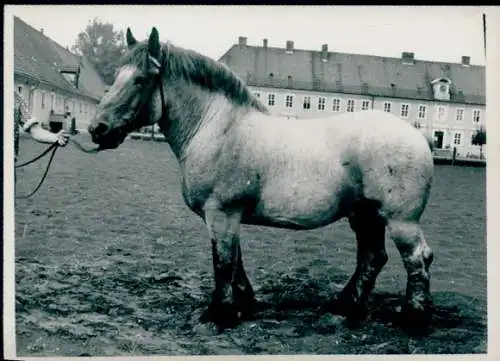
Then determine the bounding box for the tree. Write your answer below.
[471,127,487,159]
[71,18,127,85]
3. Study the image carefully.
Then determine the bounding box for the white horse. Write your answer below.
[89,27,435,333]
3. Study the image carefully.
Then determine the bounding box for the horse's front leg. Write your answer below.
[201,204,255,329]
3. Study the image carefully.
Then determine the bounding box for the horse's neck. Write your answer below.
[160,86,245,163]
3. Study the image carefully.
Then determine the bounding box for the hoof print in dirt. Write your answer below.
[314,313,346,334]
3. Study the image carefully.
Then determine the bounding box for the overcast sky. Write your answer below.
[8,5,488,65]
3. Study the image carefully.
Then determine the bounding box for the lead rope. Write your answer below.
[15,142,59,199]
[15,138,99,199]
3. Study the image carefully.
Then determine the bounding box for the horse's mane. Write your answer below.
[119,41,269,114]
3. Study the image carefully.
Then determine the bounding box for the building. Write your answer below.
[219,37,486,158]
[14,16,107,133]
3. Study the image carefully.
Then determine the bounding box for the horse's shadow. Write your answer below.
[242,269,486,336]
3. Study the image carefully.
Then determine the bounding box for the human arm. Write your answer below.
[23,120,69,146]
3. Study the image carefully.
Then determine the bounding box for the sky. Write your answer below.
[8,5,488,66]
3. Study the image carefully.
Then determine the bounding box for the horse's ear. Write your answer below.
[126,28,137,48]
[148,27,161,60]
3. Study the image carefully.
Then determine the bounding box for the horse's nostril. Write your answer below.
[94,122,110,135]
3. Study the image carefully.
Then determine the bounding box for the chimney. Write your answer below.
[238,36,247,47]
[461,56,471,67]
[74,66,81,88]
[286,40,294,54]
[263,38,268,48]
[321,44,328,62]
[40,28,44,34]
[402,51,415,64]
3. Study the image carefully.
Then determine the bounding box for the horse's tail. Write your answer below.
[423,132,434,152]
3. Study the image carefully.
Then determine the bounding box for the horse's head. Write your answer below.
[89,27,164,150]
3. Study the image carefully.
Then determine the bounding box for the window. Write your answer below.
[50,93,55,110]
[436,106,447,121]
[79,102,83,113]
[285,95,294,108]
[346,99,355,113]
[418,105,427,119]
[318,97,326,111]
[456,108,464,122]
[453,132,462,145]
[41,93,46,109]
[253,92,261,98]
[332,98,341,112]
[400,104,410,118]
[268,93,276,107]
[361,100,370,111]
[473,109,481,123]
[303,96,311,110]
[383,102,392,113]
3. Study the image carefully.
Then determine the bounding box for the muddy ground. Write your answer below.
[13,136,487,356]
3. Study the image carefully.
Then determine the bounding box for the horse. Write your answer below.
[88,27,435,333]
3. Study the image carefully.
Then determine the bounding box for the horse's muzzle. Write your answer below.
[88,122,110,141]
[88,122,127,150]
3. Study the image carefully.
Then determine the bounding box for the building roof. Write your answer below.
[219,39,485,105]
[14,16,107,101]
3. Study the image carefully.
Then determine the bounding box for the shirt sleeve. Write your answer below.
[14,92,40,132]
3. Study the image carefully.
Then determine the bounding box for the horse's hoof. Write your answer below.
[398,302,432,336]
[199,300,243,331]
[329,293,368,323]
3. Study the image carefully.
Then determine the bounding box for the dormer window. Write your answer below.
[431,77,452,101]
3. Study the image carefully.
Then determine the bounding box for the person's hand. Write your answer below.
[56,129,70,146]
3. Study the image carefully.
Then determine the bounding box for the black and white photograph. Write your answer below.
[3,5,500,358]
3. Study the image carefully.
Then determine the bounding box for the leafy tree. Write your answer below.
[471,127,487,159]
[71,18,127,85]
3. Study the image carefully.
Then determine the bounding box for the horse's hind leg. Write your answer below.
[334,199,388,325]
[387,219,433,332]
[200,204,255,329]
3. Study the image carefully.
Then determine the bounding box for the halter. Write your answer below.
[120,54,168,134]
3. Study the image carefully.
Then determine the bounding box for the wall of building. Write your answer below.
[249,85,486,157]
[15,81,98,132]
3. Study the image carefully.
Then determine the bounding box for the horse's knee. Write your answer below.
[388,221,428,261]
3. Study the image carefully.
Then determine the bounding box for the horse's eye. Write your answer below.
[134,76,146,85]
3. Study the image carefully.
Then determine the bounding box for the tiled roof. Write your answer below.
[14,16,107,101]
[219,41,485,105]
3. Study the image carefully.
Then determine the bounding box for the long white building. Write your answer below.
[219,37,486,158]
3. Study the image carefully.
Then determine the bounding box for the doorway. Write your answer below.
[433,131,444,149]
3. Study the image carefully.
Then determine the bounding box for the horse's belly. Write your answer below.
[243,179,352,230]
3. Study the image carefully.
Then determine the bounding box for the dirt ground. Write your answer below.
[13,136,487,356]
